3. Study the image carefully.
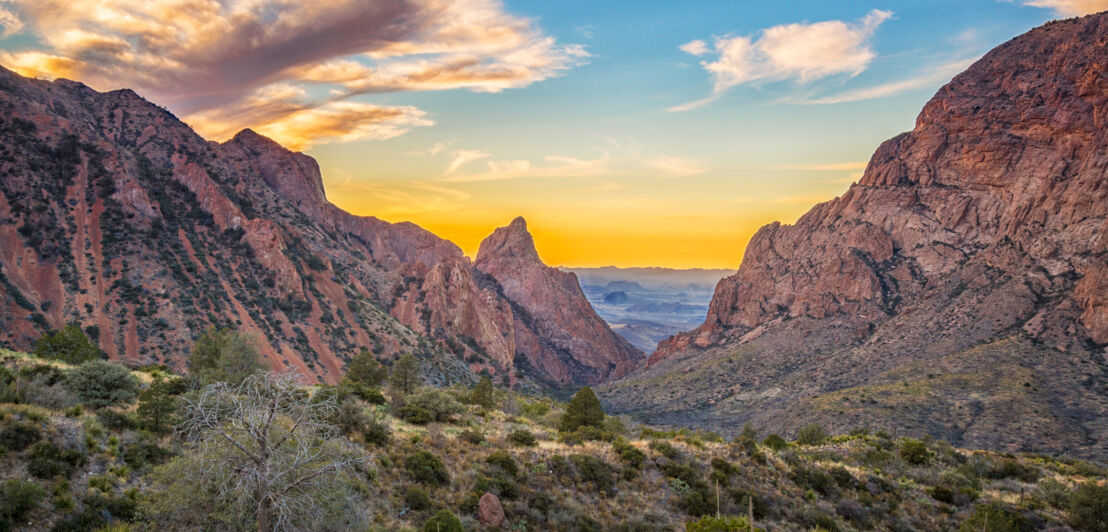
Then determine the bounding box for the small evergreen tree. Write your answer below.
[33,323,102,363]
[137,376,183,434]
[469,376,495,409]
[1070,482,1108,532]
[342,349,388,388]
[389,353,420,396]
[559,386,605,433]
[187,327,266,386]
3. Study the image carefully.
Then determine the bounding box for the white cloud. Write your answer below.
[0,0,587,148]
[671,9,892,111]
[679,39,709,56]
[444,149,492,175]
[1019,0,1108,16]
[438,149,619,183]
[0,6,22,37]
[647,156,709,177]
[797,57,976,104]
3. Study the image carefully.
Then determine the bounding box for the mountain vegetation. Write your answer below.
[2,331,1108,531]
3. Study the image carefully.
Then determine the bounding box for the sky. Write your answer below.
[0,0,1103,269]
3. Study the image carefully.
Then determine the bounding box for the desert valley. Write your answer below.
[0,2,1107,531]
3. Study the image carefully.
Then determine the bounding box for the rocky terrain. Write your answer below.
[0,67,639,386]
[475,218,642,384]
[604,13,1108,459]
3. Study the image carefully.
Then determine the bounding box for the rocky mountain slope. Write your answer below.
[603,13,1108,458]
[0,66,638,385]
[475,218,642,384]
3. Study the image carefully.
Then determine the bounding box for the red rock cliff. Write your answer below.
[653,13,1108,364]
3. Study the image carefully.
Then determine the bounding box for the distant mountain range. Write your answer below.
[602,13,1108,459]
[565,267,731,352]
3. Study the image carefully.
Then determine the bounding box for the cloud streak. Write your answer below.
[0,0,586,148]
[796,58,977,104]
[1019,0,1108,16]
[671,9,892,111]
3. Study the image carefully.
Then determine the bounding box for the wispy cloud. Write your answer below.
[439,151,619,183]
[444,149,492,176]
[768,161,868,171]
[0,5,22,37]
[1017,0,1108,16]
[795,58,977,104]
[648,156,709,177]
[671,9,892,111]
[0,0,587,149]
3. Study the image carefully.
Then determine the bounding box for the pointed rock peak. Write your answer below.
[476,216,540,264]
[227,128,284,150]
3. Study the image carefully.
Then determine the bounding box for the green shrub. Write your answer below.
[395,404,434,425]
[930,485,955,504]
[459,429,485,445]
[486,450,518,477]
[762,434,787,451]
[649,440,680,459]
[406,450,449,486]
[122,441,172,470]
[66,361,140,408]
[790,465,837,496]
[957,503,1031,532]
[400,388,464,424]
[0,479,45,530]
[986,458,1038,482]
[686,515,760,531]
[796,423,827,446]
[613,440,645,469]
[1069,482,1108,532]
[364,416,391,447]
[422,509,463,532]
[96,408,138,431]
[520,401,550,418]
[33,324,102,363]
[0,421,41,451]
[473,473,519,500]
[571,454,616,493]
[899,438,931,465]
[405,486,432,511]
[27,441,85,479]
[559,386,604,433]
[507,429,537,447]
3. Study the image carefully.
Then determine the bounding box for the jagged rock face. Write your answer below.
[653,13,1108,364]
[476,217,644,384]
[0,67,627,386]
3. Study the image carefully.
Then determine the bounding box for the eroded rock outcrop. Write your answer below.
[653,13,1108,364]
[0,66,634,386]
[477,217,644,384]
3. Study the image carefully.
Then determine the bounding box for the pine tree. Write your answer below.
[389,353,421,396]
[137,375,182,434]
[343,349,388,388]
[559,386,605,433]
[469,376,495,409]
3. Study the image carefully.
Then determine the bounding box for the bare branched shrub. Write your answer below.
[169,370,365,531]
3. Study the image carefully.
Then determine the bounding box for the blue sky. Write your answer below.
[0,0,1091,267]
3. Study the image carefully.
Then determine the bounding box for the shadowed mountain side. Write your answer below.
[603,13,1108,459]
